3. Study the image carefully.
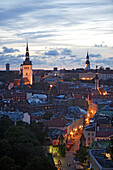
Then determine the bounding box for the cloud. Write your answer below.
[70,55,77,58]
[60,56,65,59]
[0,0,113,69]
[61,48,72,55]
[44,50,59,56]
[108,57,113,59]
[90,53,102,58]
[2,46,20,53]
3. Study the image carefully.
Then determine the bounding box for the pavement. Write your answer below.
[53,134,82,170]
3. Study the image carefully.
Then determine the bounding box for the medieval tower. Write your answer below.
[20,42,32,85]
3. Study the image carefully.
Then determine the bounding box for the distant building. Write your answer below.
[6,63,10,71]
[20,41,32,85]
[89,149,113,170]
[79,69,113,81]
[85,52,90,70]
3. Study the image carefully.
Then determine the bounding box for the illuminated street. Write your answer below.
[54,134,82,170]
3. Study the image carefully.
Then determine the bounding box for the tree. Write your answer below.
[4,126,43,168]
[58,134,66,157]
[26,121,48,145]
[99,66,104,70]
[0,156,16,170]
[25,156,56,170]
[0,139,11,159]
[43,111,53,120]
[105,67,110,70]
[76,144,87,165]
[50,86,57,96]
[0,116,13,138]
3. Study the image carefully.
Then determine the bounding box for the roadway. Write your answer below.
[54,134,82,170]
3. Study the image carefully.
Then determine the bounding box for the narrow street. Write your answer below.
[53,134,82,170]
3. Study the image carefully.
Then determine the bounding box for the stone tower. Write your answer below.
[21,41,32,85]
[95,65,99,91]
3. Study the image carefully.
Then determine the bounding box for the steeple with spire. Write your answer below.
[85,51,90,70]
[20,41,33,85]
[95,65,99,91]
[23,41,32,65]
[25,41,29,61]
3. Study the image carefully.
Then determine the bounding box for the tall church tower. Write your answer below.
[21,42,32,85]
[95,65,99,91]
[85,52,90,70]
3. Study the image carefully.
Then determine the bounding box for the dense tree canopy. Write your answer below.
[76,144,88,165]
[0,117,55,170]
[0,116,13,138]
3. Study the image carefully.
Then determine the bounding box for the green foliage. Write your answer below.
[43,111,53,120]
[0,118,54,169]
[58,143,66,157]
[5,126,34,144]
[0,139,11,158]
[25,156,56,170]
[26,121,49,145]
[4,126,43,168]
[31,82,50,92]
[0,117,13,138]
[76,144,88,165]
[0,156,16,170]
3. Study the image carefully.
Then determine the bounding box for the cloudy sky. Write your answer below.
[0,0,113,70]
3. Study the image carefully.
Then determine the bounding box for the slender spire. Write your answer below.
[85,51,90,70]
[25,41,29,61]
[87,51,89,60]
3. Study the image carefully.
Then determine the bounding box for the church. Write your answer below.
[20,42,32,85]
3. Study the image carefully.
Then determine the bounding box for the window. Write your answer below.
[92,133,94,136]
[88,133,90,136]
[24,67,29,69]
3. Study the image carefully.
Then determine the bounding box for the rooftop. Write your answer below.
[89,149,113,168]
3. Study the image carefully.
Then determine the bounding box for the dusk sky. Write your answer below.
[0,0,113,70]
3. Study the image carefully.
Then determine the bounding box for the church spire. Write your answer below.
[87,51,89,59]
[25,41,29,61]
[95,65,99,91]
[95,65,99,79]
[85,51,90,70]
